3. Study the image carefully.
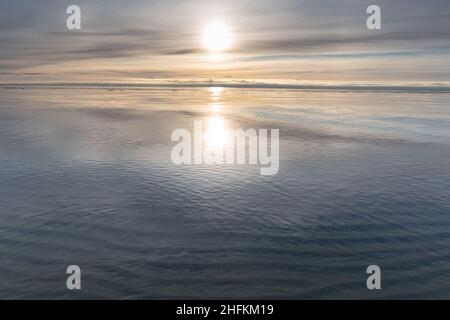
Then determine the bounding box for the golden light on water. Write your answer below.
[208,87,224,112]
[209,102,222,112]
[209,86,224,97]
[204,87,228,153]
[204,116,228,152]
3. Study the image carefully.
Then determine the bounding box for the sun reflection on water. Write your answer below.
[204,116,228,151]
[208,87,224,97]
[209,102,222,112]
[208,86,224,113]
[204,87,230,158]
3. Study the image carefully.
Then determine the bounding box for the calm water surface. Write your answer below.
[1,87,450,299]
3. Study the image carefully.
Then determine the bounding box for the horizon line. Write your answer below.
[2,82,450,93]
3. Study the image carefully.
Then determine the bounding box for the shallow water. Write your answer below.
[1,87,450,299]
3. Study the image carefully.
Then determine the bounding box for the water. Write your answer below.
[1,87,450,299]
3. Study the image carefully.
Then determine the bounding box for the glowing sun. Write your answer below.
[202,21,232,52]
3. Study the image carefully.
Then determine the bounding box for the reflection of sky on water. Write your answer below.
[1,87,450,299]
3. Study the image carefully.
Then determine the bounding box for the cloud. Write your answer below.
[0,0,449,84]
[164,48,201,55]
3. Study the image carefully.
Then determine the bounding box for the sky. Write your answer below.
[1,0,450,85]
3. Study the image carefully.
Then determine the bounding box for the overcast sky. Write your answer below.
[1,0,449,85]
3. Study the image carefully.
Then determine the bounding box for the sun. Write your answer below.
[202,21,232,52]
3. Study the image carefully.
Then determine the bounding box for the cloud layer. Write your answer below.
[1,0,450,84]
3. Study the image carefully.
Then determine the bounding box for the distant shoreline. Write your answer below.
[2,82,450,93]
